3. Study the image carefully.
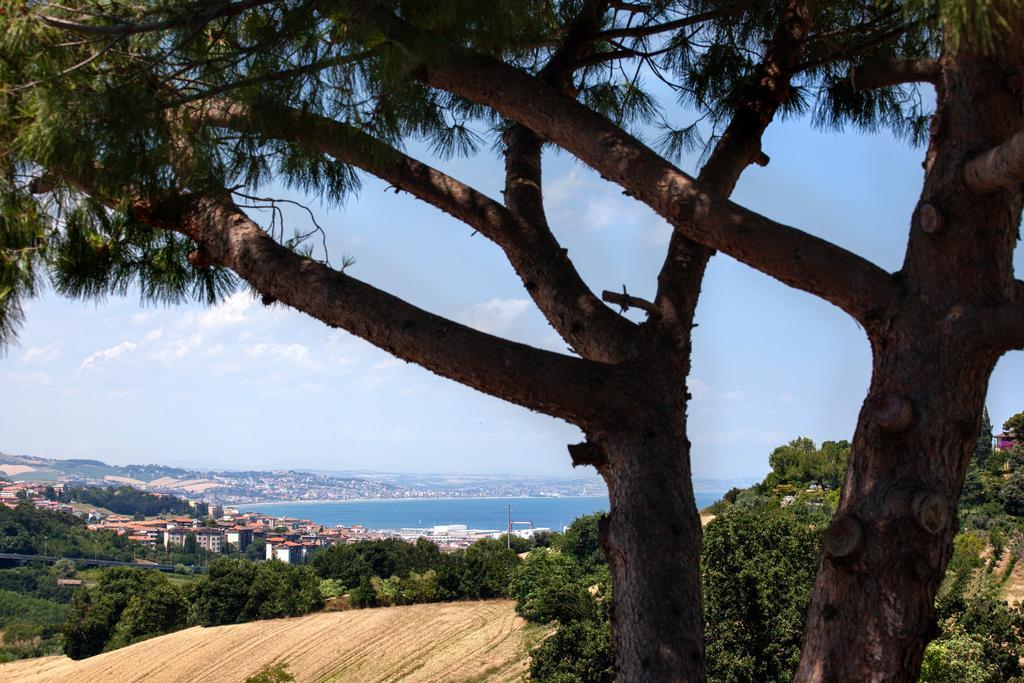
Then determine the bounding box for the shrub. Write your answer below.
[529,619,614,682]
[702,508,823,683]
[510,549,596,624]
[245,662,295,683]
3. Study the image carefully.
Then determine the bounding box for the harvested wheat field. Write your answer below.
[0,600,533,683]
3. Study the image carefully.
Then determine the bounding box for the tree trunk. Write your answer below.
[795,333,998,680]
[587,368,705,682]
[797,37,1024,680]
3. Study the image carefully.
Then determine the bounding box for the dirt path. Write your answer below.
[0,600,531,683]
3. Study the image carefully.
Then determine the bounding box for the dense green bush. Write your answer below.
[510,549,597,625]
[62,567,179,659]
[558,514,605,575]
[106,579,188,650]
[310,537,440,589]
[930,589,1024,682]
[529,619,614,682]
[60,558,324,659]
[312,537,520,604]
[187,558,323,626]
[510,527,611,682]
[702,508,824,683]
[763,438,849,490]
[461,539,520,599]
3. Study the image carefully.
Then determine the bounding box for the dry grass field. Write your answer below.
[0,600,533,683]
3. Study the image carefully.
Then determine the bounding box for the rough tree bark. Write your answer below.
[407,17,1024,680]
[182,3,811,677]
[37,3,1024,680]
[582,358,705,682]
[590,3,815,679]
[794,31,1024,681]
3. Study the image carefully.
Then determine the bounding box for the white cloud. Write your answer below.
[142,329,164,344]
[580,195,620,231]
[545,168,590,206]
[253,372,323,400]
[79,341,138,371]
[546,167,652,232]
[6,371,52,385]
[720,389,745,402]
[779,392,797,403]
[21,342,61,365]
[197,291,253,329]
[247,342,311,365]
[462,298,531,335]
[152,334,203,362]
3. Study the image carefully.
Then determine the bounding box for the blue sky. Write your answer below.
[1,109,1021,479]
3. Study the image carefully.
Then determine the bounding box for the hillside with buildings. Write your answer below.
[0,452,628,502]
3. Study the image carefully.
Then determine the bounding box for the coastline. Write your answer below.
[234,494,611,508]
[233,494,723,533]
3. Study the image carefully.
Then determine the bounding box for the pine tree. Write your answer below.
[975,408,993,467]
[1,2,1022,679]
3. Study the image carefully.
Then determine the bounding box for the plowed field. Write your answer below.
[0,600,530,682]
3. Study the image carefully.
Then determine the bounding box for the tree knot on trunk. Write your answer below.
[871,393,914,432]
[917,202,945,234]
[911,490,950,535]
[824,513,865,562]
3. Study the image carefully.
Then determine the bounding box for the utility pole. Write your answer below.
[507,504,512,550]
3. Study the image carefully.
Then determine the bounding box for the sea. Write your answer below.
[236,492,725,532]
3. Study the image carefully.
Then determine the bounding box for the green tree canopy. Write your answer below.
[766,437,850,489]
[187,557,322,626]
[1004,412,1024,440]
[702,508,824,682]
[61,567,176,659]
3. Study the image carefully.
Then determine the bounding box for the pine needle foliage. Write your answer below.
[0,0,1008,345]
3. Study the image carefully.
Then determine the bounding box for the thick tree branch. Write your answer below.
[850,58,940,91]
[190,101,639,362]
[655,0,813,335]
[408,46,895,324]
[963,129,1024,193]
[126,192,616,425]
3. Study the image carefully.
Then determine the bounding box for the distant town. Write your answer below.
[0,450,753,571]
[1,478,549,566]
[0,451,746,504]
